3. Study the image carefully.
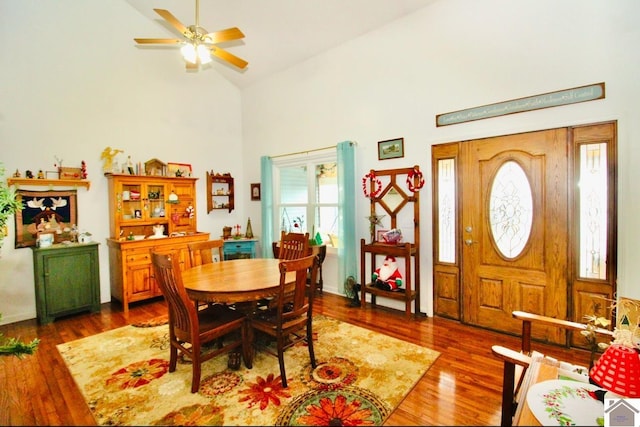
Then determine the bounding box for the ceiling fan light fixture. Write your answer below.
[180,43,197,64]
[197,45,212,64]
[180,43,211,65]
[135,0,247,71]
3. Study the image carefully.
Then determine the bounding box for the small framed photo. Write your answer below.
[376,229,389,243]
[167,162,192,177]
[251,183,261,201]
[378,138,404,160]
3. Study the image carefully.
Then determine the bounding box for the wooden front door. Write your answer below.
[432,122,617,345]
[461,129,568,342]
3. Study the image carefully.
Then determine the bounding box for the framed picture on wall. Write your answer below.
[15,190,78,248]
[251,183,261,201]
[378,138,404,160]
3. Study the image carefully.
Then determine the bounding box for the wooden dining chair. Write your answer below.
[187,239,226,310]
[151,251,251,393]
[251,254,319,388]
[276,231,310,260]
[273,237,325,292]
[188,239,225,267]
[260,231,311,311]
[492,311,614,427]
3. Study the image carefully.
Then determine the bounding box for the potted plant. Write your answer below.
[0,163,22,250]
[0,164,38,356]
[0,314,39,357]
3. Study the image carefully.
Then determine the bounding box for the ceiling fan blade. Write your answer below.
[154,8,189,36]
[134,38,182,45]
[210,46,248,69]
[204,27,245,44]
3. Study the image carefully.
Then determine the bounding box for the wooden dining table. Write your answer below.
[181,258,296,366]
[181,258,295,304]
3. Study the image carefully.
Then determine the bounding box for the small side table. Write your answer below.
[309,244,326,293]
[223,238,258,260]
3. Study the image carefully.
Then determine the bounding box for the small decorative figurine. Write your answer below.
[25,170,34,178]
[126,156,134,175]
[223,226,232,240]
[81,161,87,179]
[101,146,124,173]
[12,169,20,178]
[245,218,254,238]
[37,170,45,179]
[372,256,403,291]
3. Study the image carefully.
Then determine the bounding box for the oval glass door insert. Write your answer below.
[489,160,533,258]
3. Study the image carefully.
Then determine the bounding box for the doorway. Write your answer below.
[432,122,617,346]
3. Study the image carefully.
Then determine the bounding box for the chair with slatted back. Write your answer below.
[276,231,309,260]
[252,254,319,388]
[188,239,225,267]
[274,236,325,293]
[261,231,311,312]
[151,251,251,393]
[187,239,226,311]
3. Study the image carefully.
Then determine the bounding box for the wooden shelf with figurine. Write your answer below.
[206,171,234,213]
[8,162,91,189]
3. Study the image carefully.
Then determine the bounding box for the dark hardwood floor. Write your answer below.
[0,292,593,426]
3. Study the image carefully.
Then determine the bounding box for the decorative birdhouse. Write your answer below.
[144,158,166,176]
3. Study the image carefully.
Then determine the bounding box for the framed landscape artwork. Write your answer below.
[378,138,404,160]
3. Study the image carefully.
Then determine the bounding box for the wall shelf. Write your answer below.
[206,171,234,213]
[7,178,91,190]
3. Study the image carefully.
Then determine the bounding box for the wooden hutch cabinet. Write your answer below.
[360,166,423,319]
[105,173,209,313]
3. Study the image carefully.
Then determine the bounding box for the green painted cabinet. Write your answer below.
[32,242,101,324]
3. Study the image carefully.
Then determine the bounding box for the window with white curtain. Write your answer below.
[273,152,338,247]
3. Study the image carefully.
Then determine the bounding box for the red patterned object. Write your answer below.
[589,344,640,397]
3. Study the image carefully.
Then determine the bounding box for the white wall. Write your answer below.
[0,1,245,324]
[241,0,640,315]
[2,0,639,323]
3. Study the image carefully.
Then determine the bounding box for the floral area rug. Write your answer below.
[57,315,439,426]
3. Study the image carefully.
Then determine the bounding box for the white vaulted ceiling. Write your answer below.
[125,0,437,89]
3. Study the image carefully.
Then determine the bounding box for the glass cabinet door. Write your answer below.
[147,183,166,220]
[120,182,143,221]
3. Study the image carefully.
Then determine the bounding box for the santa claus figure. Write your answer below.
[372,256,403,291]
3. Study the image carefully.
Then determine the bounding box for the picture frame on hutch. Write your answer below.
[167,162,192,177]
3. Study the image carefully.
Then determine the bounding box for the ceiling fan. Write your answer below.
[134,0,248,71]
